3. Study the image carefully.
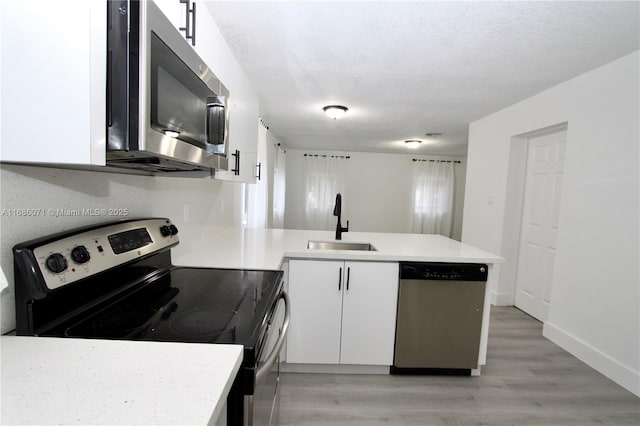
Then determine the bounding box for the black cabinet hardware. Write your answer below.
[231,150,240,175]
[256,162,262,180]
[179,0,196,46]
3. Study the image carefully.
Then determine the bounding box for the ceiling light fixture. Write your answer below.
[405,139,422,148]
[323,105,348,119]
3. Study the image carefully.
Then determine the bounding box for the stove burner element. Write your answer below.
[169,308,238,338]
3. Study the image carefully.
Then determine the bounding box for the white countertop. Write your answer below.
[1,227,501,425]
[173,226,503,270]
[1,336,242,425]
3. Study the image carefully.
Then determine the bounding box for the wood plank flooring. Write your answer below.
[278,306,640,425]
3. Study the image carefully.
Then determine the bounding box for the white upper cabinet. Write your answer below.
[153,0,184,33]
[0,0,106,165]
[1,0,258,181]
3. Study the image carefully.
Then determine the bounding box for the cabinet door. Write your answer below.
[1,0,106,165]
[153,0,184,32]
[340,262,399,365]
[287,260,344,364]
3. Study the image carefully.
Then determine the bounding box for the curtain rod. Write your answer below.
[412,159,461,164]
[275,143,286,154]
[304,154,351,159]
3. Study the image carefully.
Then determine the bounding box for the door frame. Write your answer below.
[500,122,568,308]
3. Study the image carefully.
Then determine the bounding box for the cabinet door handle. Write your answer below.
[179,0,190,41]
[346,267,351,291]
[231,149,240,175]
[179,0,196,46]
[106,50,112,127]
[338,267,342,291]
[191,2,196,46]
[256,162,262,180]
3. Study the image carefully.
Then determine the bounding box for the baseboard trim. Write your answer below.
[281,363,389,375]
[543,322,640,397]
[491,290,513,306]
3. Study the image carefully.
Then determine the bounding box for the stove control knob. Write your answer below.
[71,245,91,264]
[169,225,178,235]
[160,225,172,237]
[45,253,68,274]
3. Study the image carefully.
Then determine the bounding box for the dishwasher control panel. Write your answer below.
[400,262,488,281]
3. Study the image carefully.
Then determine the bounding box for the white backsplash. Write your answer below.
[0,164,245,333]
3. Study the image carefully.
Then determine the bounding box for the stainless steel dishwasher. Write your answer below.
[392,262,488,374]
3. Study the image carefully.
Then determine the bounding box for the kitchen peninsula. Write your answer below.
[172,226,502,269]
[172,226,503,373]
[2,225,501,426]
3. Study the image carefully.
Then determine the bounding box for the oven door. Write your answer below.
[246,291,290,426]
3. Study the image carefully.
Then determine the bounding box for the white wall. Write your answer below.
[284,150,466,238]
[0,164,246,333]
[462,51,639,396]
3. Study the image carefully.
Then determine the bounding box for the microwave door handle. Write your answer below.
[206,100,224,147]
[255,291,290,384]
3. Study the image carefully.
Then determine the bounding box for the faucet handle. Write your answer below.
[344,220,349,232]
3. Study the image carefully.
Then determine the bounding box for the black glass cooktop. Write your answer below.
[51,267,283,358]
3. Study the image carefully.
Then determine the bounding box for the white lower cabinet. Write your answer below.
[287,260,399,365]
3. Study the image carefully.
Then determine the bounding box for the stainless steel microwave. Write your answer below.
[107,0,229,175]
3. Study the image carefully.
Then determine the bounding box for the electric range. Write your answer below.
[13,218,289,426]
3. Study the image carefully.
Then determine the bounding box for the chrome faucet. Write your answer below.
[333,193,349,240]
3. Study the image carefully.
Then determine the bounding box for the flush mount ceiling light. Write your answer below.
[405,139,422,148]
[323,105,348,119]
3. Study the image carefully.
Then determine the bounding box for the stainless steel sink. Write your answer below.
[307,240,377,251]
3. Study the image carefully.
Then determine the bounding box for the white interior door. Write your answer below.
[514,130,566,321]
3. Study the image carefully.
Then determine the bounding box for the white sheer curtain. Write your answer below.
[303,155,347,230]
[411,160,455,237]
[272,145,286,228]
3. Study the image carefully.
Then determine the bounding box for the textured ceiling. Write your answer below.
[205,1,639,155]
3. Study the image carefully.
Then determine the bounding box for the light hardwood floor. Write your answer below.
[278,306,640,425]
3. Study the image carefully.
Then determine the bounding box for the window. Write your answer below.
[411,160,455,236]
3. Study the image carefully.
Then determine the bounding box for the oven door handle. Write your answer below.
[255,290,290,384]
